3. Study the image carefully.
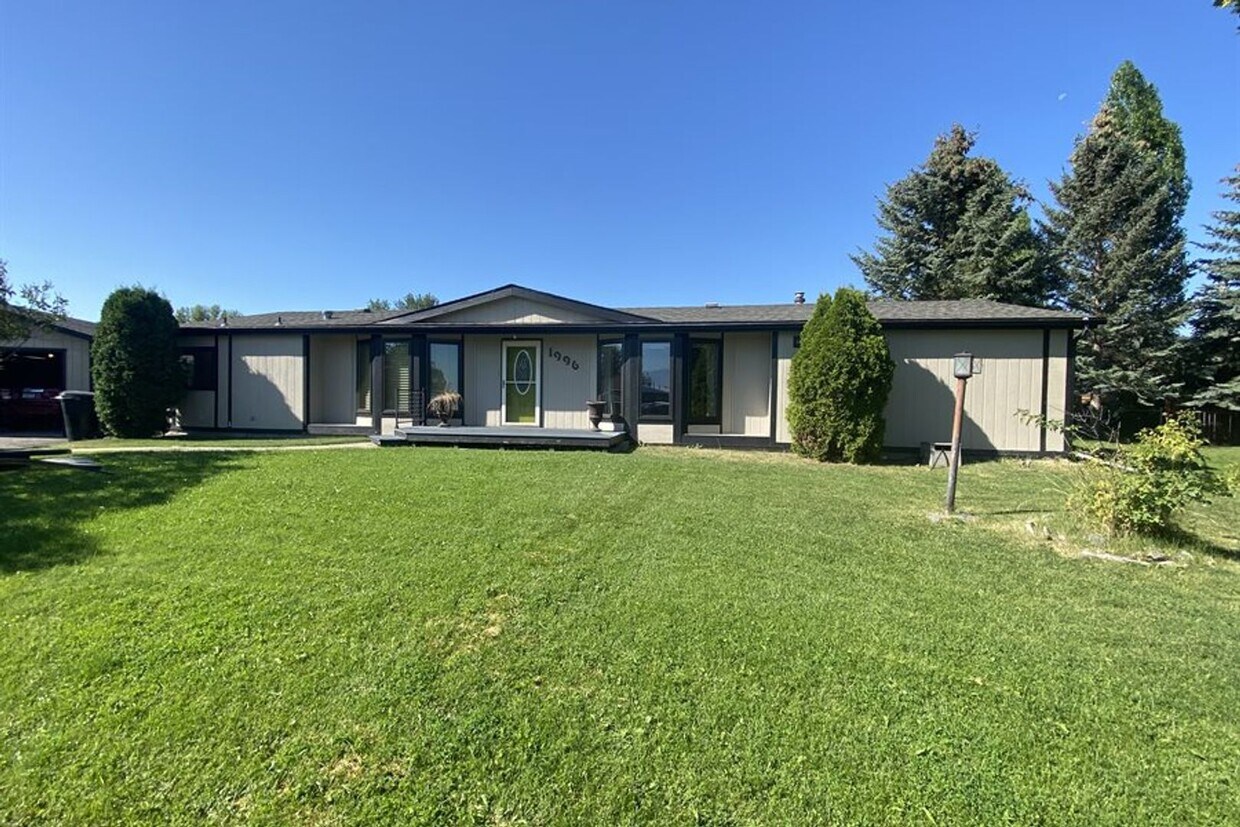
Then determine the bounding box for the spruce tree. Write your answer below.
[92,286,184,437]
[1045,63,1191,411]
[1188,169,1240,410]
[787,288,893,463]
[854,125,1054,306]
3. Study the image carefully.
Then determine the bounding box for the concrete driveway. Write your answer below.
[0,434,68,452]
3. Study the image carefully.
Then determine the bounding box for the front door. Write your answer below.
[502,341,540,425]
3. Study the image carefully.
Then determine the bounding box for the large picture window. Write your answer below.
[688,339,721,425]
[430,342,461,396]
[597,339,624,418]
[640,340,672,420]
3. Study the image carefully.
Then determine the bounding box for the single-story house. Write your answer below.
[0,317,95,433]
[175,284,1090,454]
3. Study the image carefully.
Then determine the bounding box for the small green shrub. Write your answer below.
[1069,415,1230,535]
[787,288,894,463]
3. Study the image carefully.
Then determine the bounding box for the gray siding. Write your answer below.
[721,332,771,437]
[309,335,357,424]
[436,296,604,325]
[4,328,92,390]
[229,334,305,430]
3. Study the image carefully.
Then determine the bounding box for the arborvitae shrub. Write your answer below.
[92,286,183,437]
[787,288,894,463]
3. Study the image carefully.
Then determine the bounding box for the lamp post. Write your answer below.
[945,352,981,514]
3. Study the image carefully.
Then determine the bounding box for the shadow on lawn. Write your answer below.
[0,453,245,573]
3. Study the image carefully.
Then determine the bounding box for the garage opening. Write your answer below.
[0,349,67,433]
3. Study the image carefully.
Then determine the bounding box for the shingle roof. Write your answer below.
[179,308,404,331]
[54,317,97,337]
[621,299,1087,326]
[177,291,1090,331]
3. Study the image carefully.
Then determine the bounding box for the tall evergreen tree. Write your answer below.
[854,125,1054,306]
[1045,63,1191,410]
[1188,169,1240,410]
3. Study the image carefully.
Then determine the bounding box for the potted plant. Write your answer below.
[585,400,607,431]
[427,391,461,426]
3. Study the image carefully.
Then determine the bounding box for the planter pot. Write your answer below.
[585,400,606,431]
[437,415,450,427]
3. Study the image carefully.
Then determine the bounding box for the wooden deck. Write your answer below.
[374,425,630,450]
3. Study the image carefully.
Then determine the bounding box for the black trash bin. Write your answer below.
[55,391,99,441]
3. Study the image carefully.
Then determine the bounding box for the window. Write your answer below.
[430,342,461,396]
[384,340,412,415]
[688,339,721,425]
[179,347,217,391]
[639,340,672,420]
[597,339,624,418]
[356,340,371,412]
[356,339,415,415]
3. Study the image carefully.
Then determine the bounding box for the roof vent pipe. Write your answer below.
[794,291,806,305]
[219,314,228,328]
[322,310,333,320]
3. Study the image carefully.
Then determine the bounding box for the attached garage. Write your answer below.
[0,319,94,433]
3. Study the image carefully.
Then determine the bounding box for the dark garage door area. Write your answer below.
[0,349,66,433]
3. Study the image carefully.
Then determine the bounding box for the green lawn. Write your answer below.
[1,447,1237,824]
[69,433,370,451]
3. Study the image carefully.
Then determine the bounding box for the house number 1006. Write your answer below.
[547,346,579,371]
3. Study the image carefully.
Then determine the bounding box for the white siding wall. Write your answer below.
[1045,330,1069,453]
[229,335,305,430]
[639,422,675,444]
[436,296,604,325]
[773,327,1070,453]
[309,335,356,424]
[5,329,92,390]
[774,331,796,444]
[176,335,216,429]
[463,334,597,428]
[722,332,771,437]
[883,329,1054,452]
[542,335,596,429]
[464,335,503,426]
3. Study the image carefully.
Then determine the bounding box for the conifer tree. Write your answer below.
[854,125,1054,306]
[1045,63,1191,410]
[787,288,893,463]
[92,287,183,437]
[1188,169,1240,410]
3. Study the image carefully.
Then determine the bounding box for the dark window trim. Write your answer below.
[429,338,465,422]
[596,336,625,419]
[178,345,218,392]
[638,338,674,423]
[687,337,723,426]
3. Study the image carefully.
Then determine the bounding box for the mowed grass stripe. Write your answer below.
[1,447,1237,824]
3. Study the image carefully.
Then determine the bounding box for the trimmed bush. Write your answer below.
[787,288,894,462]
[91,287,183,437]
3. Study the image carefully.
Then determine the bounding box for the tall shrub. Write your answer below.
[92,287,183,437]
[787,288,894,462]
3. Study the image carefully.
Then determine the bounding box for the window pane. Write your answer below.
[640,341,671,419]
[356,340,371,412]
[596,341,624,417]
[689,340,721,424]
[384,340,411,415]
[430,342,460,397]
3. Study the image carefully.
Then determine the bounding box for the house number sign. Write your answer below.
[546,346,579,371]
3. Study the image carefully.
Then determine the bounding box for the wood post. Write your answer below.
[945,376,968,513]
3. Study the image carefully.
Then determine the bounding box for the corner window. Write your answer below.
[179,347,217,391]
[597,339,624,418]
[640,340,672,420]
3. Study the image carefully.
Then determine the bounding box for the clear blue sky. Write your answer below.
[2,1,1237,320]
